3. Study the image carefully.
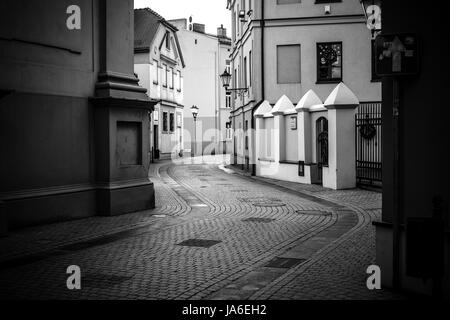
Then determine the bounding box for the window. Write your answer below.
[244,57,248,89]
[226,122,232,140]
[371,40,381,82]
[176,113,182,128]
[152,60,159,85]
[317,42,342,83]
[177,70,182,91]
[277,44,301,84]
[238,64,241,99]
[170,67,174,89]
[163,64,168,87]
[169,113,174,132]
[248,50,252,86]
[165,32,171,50]
[236,5,239,37]
[244,120,248,150]
[277,0,301,4]
[226,93,231,108]
[233,68,237,99]
[162,112,168,132]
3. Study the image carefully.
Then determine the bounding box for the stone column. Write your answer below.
[91,0,156,216]
[323,83,359,190]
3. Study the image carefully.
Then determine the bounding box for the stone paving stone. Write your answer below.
[0,155,404,300]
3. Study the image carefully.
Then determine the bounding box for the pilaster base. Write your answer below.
[97,181,155,216]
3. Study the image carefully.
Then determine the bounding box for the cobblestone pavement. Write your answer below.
[0,155,405,299]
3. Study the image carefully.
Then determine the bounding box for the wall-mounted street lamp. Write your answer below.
[190,105,199,157]
[219,69,248,98]
[190,104,199,120]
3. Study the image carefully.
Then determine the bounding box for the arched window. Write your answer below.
[316,117,328,166]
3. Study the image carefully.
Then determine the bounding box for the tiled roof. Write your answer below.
[134,7,177,50]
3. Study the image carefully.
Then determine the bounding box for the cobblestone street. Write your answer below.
[0,155,404,300]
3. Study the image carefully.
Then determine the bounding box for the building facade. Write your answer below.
[0,0,156,231]
[169,19,232,156]
[134,8,185,161]
[227,0,381,174]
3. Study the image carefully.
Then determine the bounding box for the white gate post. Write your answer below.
[295,90,322,165]
[271,95,294,163]
[323,82,359,190]
[254,101,273,175]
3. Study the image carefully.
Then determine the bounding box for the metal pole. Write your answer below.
[392,78,401,290]
[193,117,197,159]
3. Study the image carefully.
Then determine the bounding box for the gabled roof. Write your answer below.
[134,8,178,51]
[134,8,185,68]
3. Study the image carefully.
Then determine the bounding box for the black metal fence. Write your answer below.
[355,102,382,187]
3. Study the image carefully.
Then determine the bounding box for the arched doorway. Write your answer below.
[316,117,328,182]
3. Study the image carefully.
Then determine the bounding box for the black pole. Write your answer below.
[392,78,401,290]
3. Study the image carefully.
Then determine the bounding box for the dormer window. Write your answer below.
[165,32,171,50]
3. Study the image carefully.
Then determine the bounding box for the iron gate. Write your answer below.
[317,117,328,183]
[355,102,382,186]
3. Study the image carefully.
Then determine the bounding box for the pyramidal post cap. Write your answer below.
[295,89,323,111]
[271,95,294,115]
[324,82,359,107]
[254,100,272,118]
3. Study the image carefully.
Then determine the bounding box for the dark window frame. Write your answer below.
[244,56,248,89]
[162,112,168,132]
[163,64,168,87]
[226,92,231,108]
[245,120,249,150]
[169,112,175,132]
[316,41,343,84]
[165,32,171,50]
[170,67,174,89]
[177,70,182,92]
[249,50,252,87]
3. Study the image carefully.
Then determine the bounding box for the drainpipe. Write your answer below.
[250,0,265,176]
[260,0,265,101]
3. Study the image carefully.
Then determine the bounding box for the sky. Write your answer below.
[134,0,231,35]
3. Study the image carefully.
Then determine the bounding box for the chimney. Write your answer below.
[217,24,227,38]
[192,23,205,34]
